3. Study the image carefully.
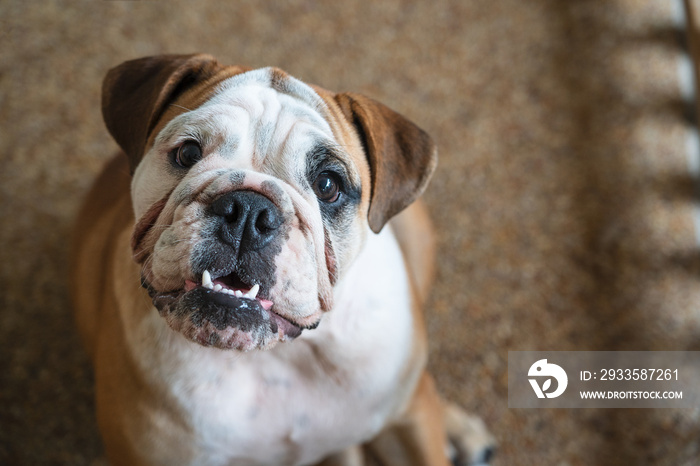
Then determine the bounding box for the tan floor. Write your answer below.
[2,1,699,465]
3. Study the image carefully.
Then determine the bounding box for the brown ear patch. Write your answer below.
[334,93,437,233]
[101,54,225,173]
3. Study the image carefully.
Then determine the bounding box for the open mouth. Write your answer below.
[185,270,274,310]
[149,269,302,350]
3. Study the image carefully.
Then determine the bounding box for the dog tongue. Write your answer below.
[257,298,274,311]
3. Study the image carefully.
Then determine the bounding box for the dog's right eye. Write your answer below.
[313,171,342,204]
[173,141,202,168]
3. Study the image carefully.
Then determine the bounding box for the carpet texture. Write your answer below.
[2,1,700,464]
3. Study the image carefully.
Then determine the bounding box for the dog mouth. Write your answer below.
[186,270,274,309]
[147,269,303,350]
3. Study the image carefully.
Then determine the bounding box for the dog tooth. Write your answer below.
[247,284,260,299]
[213,284,223,292]
[225,289,234,296]
[235,290,243,298]
[202,270,213,288]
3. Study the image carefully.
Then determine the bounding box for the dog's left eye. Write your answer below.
[313,172,341,203]
[173,141,202,168]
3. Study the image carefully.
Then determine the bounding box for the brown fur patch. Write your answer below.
[131,195,170,263]
[102,54,252,173]
[333,93,438,233]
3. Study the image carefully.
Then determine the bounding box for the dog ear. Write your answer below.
[102,53,223,173]
[334,93,437,233]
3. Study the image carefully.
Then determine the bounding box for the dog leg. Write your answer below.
[443,402,496,466]
[316,445,364,466]
[366,372,451,466]
[389,201,436,307]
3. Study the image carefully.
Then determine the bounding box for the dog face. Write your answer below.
[130,69,366,351]
[102,54,436,351]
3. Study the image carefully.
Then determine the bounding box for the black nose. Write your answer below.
[210,191,283,252]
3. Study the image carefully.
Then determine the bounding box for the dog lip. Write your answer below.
[186,274,273,310]
[146,280,305,343]
[151,291,180,315]
[186,273,314,336]
[268,310,303,339]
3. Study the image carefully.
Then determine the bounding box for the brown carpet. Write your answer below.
[2,1,699,464]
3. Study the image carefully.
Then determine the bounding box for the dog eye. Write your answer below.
[174,141,202,168]
[312,172,341,203]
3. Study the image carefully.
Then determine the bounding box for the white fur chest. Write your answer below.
[120,227,416,465]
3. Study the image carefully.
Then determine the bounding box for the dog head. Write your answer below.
[102,54,436,351]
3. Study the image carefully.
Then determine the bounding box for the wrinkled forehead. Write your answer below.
[156,68,335,151]
[216,67,332,123]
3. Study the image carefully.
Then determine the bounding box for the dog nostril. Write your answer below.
[225,204,242,225]
[211,193,238,219]
[255,212,268,233]
[254,209,277,233]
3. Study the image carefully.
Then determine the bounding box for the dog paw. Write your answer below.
[444,402,496,466]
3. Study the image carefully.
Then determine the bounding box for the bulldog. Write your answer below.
[71,54,494,466]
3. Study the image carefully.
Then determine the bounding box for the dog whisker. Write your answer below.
[169,103,193,112]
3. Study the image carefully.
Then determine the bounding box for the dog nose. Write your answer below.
[210,191,282,252]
